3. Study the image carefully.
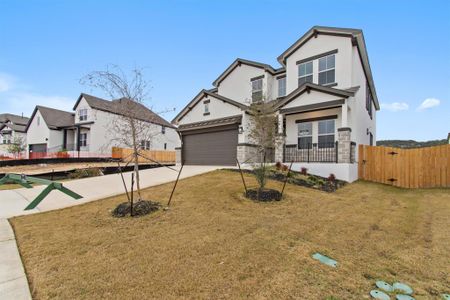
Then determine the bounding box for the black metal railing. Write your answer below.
[284,142,338,163]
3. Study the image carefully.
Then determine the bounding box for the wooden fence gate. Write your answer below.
[358,144,450,188]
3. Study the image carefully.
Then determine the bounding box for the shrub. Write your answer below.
[328,173,336,182]
[281,164,288,172]
[275,161,282,170]
[300,167,308,175]
[254,166,268,190]
[69,167,103,179]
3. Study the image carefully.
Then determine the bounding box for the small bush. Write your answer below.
[69,167,103,179]
[275,161,282,170]
[328,173,336,182]
[281,164,288,172]
[300,167,308,175]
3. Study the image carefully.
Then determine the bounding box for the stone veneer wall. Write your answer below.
[337,128,352,163]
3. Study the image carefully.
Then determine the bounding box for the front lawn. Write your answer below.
[10,170,450,299]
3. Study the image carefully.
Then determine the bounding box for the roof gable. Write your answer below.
[277,26,379,110]
[25,106,74,131]
[212,58,284,87]
[274,83,355,109]
[172,89,249,124]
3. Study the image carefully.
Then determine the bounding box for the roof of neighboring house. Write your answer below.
[26,106,75,131]
[171,89,249,124]
[277,25,379,110]
[178,115,242,132]
[0,113,30,126]
[212,58,285,87]
[74,93,174,128]
[0,123,27,133]
[273,82,356,109]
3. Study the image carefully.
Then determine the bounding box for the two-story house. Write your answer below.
[0,113,30,156]
[172,26,379,182]
[26,93,180,158]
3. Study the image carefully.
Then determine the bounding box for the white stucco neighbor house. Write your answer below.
[0,113,29,157]
[172,26,379,182]
[25,94,180,158]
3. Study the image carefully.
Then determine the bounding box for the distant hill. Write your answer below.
[376,139,447,148]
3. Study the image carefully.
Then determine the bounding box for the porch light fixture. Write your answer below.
[238,126,244,134]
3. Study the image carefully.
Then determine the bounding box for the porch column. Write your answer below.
[274,113,285,163]
[337,127,352,163]
[341,102,348,127]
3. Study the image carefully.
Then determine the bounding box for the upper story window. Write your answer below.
[251,77,263,102]
[79,108,88,121]
[297,122,312,149]
[37,116,40,126]
[203,100,210,115]
[318,119,335,148]
[161,126,166,134]
[298,61,313,86]
[277,77,286,97]
[366,83,373,119]
[318,54,335,85]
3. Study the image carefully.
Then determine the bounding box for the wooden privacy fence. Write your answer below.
[358,144,450,188]
[112,147,176,164]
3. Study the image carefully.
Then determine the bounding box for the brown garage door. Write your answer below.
[182,126,238,166]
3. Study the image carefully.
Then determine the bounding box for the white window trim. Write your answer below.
[277,77,286,97]
[79,108,88,121]
[317,119,336,148]
[298,61,313,85]
[80,133,88,147]
[297,122,313,149]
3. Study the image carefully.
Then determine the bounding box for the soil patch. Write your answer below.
[245,188,282,202]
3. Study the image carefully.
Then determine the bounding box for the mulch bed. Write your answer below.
[245,188,282,202]
[225,168,345,192]
[112,200,161,217]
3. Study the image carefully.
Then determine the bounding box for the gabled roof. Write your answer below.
[171,89,249,124]
[74,93,174,128]
[277,25,379,110]
[274,82,356,109]
[0,123,27,133]
[0,113,29,126]
[178,115,242,132]
[26,106,75,131]
[212,58,284,87]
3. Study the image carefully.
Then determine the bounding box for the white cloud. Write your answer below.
[0,73,14,92]
[416,98,441,111]
[381,102,409,112]
[6,92,73,115]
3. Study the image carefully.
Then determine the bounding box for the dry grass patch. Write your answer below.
[10,170,450,299]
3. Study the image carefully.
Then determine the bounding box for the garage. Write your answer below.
[182,125,238,166]
[28,143,47,159]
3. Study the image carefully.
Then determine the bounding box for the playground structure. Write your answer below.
[0,173,83,210]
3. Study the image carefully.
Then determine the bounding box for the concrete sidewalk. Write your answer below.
[0,165,221,299]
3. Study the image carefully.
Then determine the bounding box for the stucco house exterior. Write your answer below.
[25,94,179,158]
[0,113,29,157]
[172,26,379,182]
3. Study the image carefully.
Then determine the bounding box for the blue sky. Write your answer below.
[0,0,449,141]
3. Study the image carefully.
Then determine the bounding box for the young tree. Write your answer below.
[7,136,25,159]
[81,65,159,201]
[246,99,279,194]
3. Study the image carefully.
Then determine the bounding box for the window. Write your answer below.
[80,133,87,147]
[37,116,40,126]
[318,119,335,148]
[318,54,335,85]
[277,77,286,97]
[204,102,209,114]
[79,108,88,121]
[161,126,166,134]
[251,78,263,102]
[297,122,313,149]
[366,83,373,118]
[140,140,151,150]
[298,61,313,86]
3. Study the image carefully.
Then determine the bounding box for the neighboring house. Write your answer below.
[0,113,30,156]
[25,94,179,158]
[447,133,450,144]
[172,26,379,182]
